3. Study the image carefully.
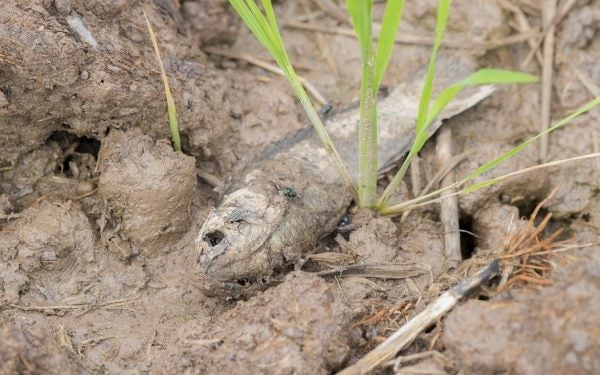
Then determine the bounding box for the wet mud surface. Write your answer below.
[1,0,599,374]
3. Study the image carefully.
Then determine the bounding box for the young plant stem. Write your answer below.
[358,54,378,207]
[348,0,378,208]
[376,0,452,210]
[144,11,181,152]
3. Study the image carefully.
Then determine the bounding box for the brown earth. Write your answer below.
[1,0,599,374]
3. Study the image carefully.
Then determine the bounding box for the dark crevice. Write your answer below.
[459,215,476,260]
[46,130,100,158]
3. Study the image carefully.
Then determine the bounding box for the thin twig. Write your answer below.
[539,0,557,161]
[197,169,223,189]
[284,20,538,51]
[382,152,600,215]
[570,64,600,97]
[436,128,461,269]
[337,260,500,375]
[399,152,466,222]
[522,0,577,67]
[311,0,349,25]
[204,47,328,107]
[317,263,430,279]
[497,0,543,65]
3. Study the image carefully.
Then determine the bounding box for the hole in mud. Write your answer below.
[204,230,224,247]
[1,85,11,98]
[513,197,542,219]
[513,197,574,240]
[46,131,101,177]
[459,215,476,260]
[47,130,101,158]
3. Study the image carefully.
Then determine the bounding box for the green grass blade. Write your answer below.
[144,11,181,152]
[425,69,538,125]
[374,0,405,89]
[347,0,373,60]
[380,95,600,216]
[462,152,600,194]
[463,95,600,185]
[229,0,357,198]
[376,0,451,208]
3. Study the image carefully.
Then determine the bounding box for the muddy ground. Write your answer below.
[1,0,599,374]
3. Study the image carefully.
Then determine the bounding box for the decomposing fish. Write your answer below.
[196,55,495,291]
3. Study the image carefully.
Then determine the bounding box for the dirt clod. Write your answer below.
[0,324,85,374]
[98,129,196,257]
[159,271,351,374]
[444,259,600,375]
[0,200,95,304]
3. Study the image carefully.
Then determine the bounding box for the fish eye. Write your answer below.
[203,230,224,246]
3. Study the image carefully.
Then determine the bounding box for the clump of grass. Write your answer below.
[144,11,182,152]
[229,0,599,214]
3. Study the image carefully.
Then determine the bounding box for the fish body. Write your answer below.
[196,55,495,289]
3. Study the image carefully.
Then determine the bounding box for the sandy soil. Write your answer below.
[1,0,599,374]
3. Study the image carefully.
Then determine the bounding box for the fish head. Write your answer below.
[196,185,287,284]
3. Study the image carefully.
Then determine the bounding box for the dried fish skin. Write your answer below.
[196,55,495,287]
[197,137,350,283]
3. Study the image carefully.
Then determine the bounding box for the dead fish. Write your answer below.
[196,55,495,290]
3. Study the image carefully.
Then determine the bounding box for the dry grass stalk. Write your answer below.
[352,300,413,330]
[497,187,566,291]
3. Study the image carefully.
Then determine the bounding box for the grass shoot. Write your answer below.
[229,0,599,215]
[144,11,182,152]
[347,0,405,208]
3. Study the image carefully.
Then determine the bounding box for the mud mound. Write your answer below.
[0,324,84,374]
[159,271,351,374]
[0,0,233,165]
[0,200,95,304]
[444,258,600,374]
[98,129,196,257]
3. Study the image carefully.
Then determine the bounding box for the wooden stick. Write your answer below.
[284,20,538,52]
[337,260,500,375]
[539,0,557,161]
[436,128,461,269]
[522,0,577,67]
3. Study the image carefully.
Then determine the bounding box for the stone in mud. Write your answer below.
[472,203,522,252]
[161,271,351,374]
[0,325,85,374]
[443,259,600,374]
[98,129,196,257]
[0,200,95,304]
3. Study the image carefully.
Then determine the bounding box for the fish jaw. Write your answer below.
[196,186,287,282]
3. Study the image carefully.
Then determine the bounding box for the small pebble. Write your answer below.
[76,181,95,195]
